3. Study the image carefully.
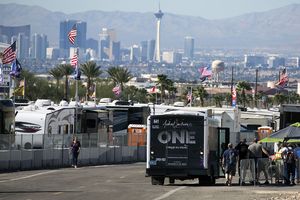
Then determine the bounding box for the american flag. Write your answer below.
[2,41,16,64]
[0,64,3,84]
[186,91,192,102]
[198,66,212,82]
[68,24,77,45]
[70,52,78,67]
[150,86,156,93]
[276,68,288,87]
[112,84,121,96]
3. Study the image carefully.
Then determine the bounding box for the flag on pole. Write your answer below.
[150,86,156,93]
[10,58,22,78]
[198,66,212,82]
[112,84,121,96]
[2,41,16,64]
[74,65,81,80]
[276,68,288,87]
[68,24,77,45]
[232,85,237,108]
[186,90,192,102]
[70,52,78,66]
[0,63,3,84]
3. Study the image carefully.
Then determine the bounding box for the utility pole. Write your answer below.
[255,69,258,108]
[231,66,234,105]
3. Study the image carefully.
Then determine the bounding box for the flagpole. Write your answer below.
[190,86,192,107]
[23,77,26,98]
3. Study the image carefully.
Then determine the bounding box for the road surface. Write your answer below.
[0,163,299,200]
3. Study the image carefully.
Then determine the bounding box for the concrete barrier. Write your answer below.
[0,145,146,172]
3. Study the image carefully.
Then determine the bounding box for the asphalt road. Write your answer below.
[0,163,299,200]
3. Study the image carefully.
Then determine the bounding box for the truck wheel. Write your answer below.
[151,177,160,185]
[158,177,165,185]
[198,176,211,186]
[169,178,175,184]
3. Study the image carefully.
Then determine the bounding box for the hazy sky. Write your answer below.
[1,0,300,19]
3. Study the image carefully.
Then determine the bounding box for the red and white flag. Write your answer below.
[150,86,156,93]
[112,84,121,96]
[68,24,77,45]
[276,68,288,87]
[2,41,16,64]
[70,52,78,67]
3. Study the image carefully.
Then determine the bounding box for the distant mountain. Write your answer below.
[1,3,300,50]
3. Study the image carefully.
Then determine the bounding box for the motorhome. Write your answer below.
[15,106,76,149]
[146,109,230,185]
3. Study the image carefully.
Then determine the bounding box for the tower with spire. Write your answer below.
[154,4,164,63]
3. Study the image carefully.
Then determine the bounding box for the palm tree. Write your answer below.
[58,64,74,101]
[213,94,223,107]
[236,81,252,108]
[156,74,169,103]
[274,93,287,106]
[49,67,63,101]
[194,86,208,107]
[81,61,102,100]
[107,67,133,91]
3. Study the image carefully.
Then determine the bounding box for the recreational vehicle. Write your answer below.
[146,110,230,185]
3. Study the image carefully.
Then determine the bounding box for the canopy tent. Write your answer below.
[259,122,300,143]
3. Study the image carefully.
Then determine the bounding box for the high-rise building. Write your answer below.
[140,41,148,62]
[17,33,30,59]
[99,28,116,61]
[110,41,121,63]
[154,7,164,62]
[184,36,194,60]
[162,51,182,64]
[244,55,266,67]
[32,33,48,60]
[59,20,87,57]
[130,45,140,63]
[147,39,155,61]
[0,25,31,59]
[268,56,285,68]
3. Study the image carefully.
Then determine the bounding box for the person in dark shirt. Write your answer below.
[70,137,81,168]
[235,138,249,185]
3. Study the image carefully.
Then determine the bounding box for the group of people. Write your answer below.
[222,138,300,186]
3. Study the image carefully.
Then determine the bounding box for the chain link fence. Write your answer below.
[239,158,300,185]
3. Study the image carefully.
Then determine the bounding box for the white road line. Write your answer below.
[0,170,58,183]
[119,176,126,179]
[53,192,63,195]
[152,186,186,200]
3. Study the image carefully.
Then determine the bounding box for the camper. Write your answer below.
[146,110,230,185]
[15,106,76,149]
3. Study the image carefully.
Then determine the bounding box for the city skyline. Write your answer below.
[1,0,299,19]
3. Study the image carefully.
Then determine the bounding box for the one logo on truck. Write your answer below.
[157,130,196,144]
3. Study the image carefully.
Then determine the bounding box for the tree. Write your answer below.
[81,61,102,100]
[194,86,208,107]
[107,66,133,92]
[213,94,223,107]
[49,67,63,102]
[156,74,173,104]
[274,93,287,106]
[236,81,252,108]
[58,64,74,101]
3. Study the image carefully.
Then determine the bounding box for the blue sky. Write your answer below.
[1,0,299,19]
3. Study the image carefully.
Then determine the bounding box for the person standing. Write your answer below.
[294,144,300,183]
[282,144,296,185]
[248,138,269,185]
[235,138,249,185]
[70,137,81,168]
[222,143,238,186]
